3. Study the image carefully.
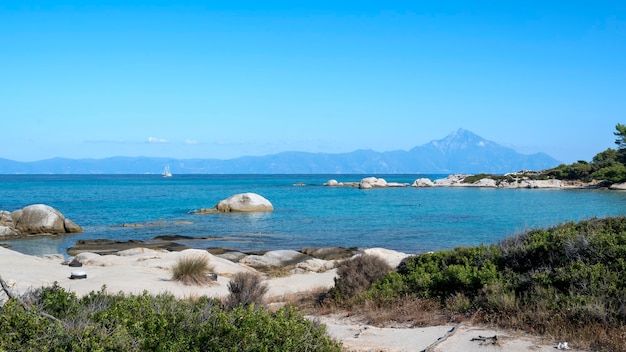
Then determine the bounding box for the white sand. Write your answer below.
[0,246,584,351]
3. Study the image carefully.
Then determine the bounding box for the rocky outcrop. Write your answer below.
[239,250,312,271]
[412,178,435,187]
[327,174,613,190]
[431,174,573,189]
[195,193,274,213]
[433,174,471,186]
[498,178,563,189]
[61,244,404,276]
[0,204,82,239]
[359,177,388,189]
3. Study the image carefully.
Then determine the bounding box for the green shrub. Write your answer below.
[0,286,341,351]
[224,272,269,311]
[171,255,215,286]
[358,216,626,351]
[397,246,502,300]
[591,164,626,183]
[462,174,492,183]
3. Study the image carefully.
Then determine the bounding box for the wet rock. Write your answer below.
[66,239,189,256]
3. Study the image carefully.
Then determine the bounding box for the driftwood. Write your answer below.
[471,335,500,346]
[0,275,62,323]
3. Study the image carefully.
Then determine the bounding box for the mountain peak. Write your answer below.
[430,129,490,151]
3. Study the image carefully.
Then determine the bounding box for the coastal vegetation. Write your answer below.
[0,284,341,351]
[321,216,626,351]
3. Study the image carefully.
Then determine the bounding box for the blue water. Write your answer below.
[1,174,626,256]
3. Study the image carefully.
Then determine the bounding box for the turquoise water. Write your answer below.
[1,174,626,256]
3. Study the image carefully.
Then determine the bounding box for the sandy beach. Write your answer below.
[0,246,583,351]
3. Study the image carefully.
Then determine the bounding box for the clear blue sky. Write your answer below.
[1,1,624,164]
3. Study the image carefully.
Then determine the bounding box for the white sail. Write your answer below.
[163,165,172,177]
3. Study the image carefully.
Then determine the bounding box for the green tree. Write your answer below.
[592,148,619,168]
[614,123,626,163]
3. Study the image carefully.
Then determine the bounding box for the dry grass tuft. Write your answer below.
[171,255,215,286]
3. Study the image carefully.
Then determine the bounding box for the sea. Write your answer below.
[1,174,626,257]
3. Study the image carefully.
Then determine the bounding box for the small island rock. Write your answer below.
[215,193,274,212]
[325,179,343,186]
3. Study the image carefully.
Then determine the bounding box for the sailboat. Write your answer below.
[162,165,172,178]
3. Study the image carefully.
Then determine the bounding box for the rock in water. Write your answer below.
[214,193,274,212]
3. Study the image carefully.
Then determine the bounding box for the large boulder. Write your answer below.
[10,204,83,235]
[324,179,343,186]
[214,193,274,212]
[359,177,388,189]
[412,178,435,187]
[362,248,410,269]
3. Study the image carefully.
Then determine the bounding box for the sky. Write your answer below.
[1,1,625,164]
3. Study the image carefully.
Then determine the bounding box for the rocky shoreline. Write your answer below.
[325,172,626,189]
[62,245,407,276]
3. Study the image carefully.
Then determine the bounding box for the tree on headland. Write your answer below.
[614,123,626,163]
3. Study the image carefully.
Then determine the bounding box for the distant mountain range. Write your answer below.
[0,129,560,174]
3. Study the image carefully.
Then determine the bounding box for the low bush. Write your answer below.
[171,255,215,286]
[224,272,269,311]
[0,284,341,351]
[330,254,392,301]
